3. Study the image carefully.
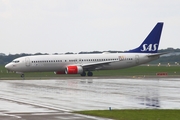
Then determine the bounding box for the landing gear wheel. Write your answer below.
[81,71,86,76]
[87,71,93,76]
[21,74,25,79]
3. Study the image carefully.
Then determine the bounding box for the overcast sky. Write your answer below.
[0,0,180,55]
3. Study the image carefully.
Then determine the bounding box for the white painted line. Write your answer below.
[0,112,21,119]
[0,96,70,112]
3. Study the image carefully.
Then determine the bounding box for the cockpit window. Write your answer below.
[12,60,20,63]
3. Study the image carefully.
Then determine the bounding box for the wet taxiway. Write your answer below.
[0,78,179,120]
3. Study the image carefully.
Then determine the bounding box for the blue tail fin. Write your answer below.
[127,22,163,53]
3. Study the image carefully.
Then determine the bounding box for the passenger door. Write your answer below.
[25,57,30,67]
[135,55,139,64]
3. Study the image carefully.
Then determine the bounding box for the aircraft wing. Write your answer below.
[81,61,113,70]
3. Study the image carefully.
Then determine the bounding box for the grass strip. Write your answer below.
[75,109,180,120]
[0,65,180,79]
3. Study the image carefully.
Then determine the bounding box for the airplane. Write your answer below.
[5,22,165,78]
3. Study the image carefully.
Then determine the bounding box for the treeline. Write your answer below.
[0,50,124,65]
[0,48,180,65]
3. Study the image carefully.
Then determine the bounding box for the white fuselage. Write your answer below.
[5,53,158,73]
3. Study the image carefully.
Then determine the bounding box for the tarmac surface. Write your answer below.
[0,78,179,120]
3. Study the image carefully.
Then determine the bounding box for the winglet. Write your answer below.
[127,22,164,53]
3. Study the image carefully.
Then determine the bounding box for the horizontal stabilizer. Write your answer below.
[147,52,169,57]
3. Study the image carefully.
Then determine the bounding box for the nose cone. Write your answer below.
[5,63,11,70]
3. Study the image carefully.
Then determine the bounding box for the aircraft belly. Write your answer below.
[24,63,65,72]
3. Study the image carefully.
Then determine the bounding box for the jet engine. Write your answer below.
[65,65,83,74]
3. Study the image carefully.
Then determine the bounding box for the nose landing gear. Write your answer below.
[21,74,25,79]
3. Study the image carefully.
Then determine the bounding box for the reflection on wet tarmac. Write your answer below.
[0,78,180,112]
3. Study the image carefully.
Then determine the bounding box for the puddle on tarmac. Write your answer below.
[0,78,179,112]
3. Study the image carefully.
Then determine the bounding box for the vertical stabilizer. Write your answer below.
[127,22,163,53]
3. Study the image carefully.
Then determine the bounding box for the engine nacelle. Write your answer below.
[65,65,83,74]
[54,71,65,74]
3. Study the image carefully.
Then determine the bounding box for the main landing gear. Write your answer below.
[87,71,93,76]
[81,71,93,77]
